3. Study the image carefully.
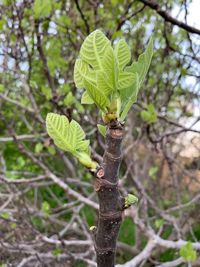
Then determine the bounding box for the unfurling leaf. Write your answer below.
[46,113,72,152]
[74,30,153,120]
[46,113,89,153]
[46,113,97,170]
[76,152,98,170]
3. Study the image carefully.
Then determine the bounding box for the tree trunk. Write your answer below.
[93,120,124,267]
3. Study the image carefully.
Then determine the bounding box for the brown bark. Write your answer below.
[93,120,125,267]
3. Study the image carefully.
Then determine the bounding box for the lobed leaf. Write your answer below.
[126,38,153,86]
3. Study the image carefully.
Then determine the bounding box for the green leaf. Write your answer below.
[117,71,135,90]
[46,113,71,152]
[0,84,5,93]
[124,194,138,207]
[141,103,157,124]
[10,222,17,229]
[155,218,164,229]
[41,86,52,100]
[74,59,95,88]
[97,124,106,137]
[126,38,153,86]
[47,146,56,155]
[35,143,43,153]
[63,92,74,107]
[180,242,197,262]
[119,73,139,121]
[33,0,52,18]
[84,79,110,111]
[96,71,113,96]
[75,101,85,113]
[46,113,89,153]
[1,212,10,220]
[46,114,97,169]
[42,201,50,217]
[80,30,111,70]
[0,19,5,31]
[52,247,62,256]
[76,151,97,170]
[149,166,158,179]
[81,91,94,104]
[114,39,131,70]
[47,146,56,156]
[58,84,70,96]
[89,226,97,231]
[69,120,87,151]
[74,31,153,120]
[118,217,135,245]
[17,157,25,168]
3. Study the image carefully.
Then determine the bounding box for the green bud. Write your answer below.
[124,194,138,208]
[103,112,117,123]
[76,152,98,170]
[89,225,97,231]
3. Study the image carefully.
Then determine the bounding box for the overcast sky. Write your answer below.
[187,0,200,28]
